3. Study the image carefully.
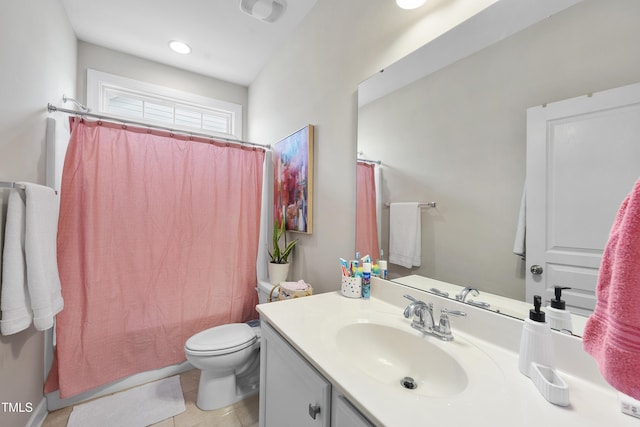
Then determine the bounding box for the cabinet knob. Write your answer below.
[308,403,321,420]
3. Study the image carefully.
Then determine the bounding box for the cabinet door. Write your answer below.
[331,391,374,427]
[260,322,331,427]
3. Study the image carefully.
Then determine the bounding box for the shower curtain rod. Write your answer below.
[47,104,270,150]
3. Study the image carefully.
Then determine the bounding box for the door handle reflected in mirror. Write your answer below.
[308,403,321,420]
[530,265,543,275]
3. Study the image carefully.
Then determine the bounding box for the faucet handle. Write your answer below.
[437,308,467,341]
[441,308,466,318]
[403,295,418,319]
[403,294,418,302]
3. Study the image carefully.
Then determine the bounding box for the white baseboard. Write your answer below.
[45,361,193,411]
[26,398,48,427]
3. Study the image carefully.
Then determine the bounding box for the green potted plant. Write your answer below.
[268,219,297,285]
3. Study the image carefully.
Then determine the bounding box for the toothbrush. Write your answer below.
[353,252,360,276]
[339,258,350,277]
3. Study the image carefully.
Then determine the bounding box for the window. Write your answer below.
[86,69,243,139]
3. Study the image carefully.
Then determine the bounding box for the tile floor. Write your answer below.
[42,369,259,427]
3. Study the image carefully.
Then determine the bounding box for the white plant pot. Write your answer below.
[268,262,290,285]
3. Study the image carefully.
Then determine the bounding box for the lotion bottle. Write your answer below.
[378,260,388,280]
[519,295,555,377]
[361,262,371,299]
[547,286,573,334]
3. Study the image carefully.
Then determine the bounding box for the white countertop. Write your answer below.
[257,280,636,427]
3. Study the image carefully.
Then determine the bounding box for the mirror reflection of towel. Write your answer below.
[388,202,421,269]
[513,185,526,257]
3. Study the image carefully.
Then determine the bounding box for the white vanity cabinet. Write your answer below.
[260,320,374,427]
[260,320,331,427]
[331,392,374,427]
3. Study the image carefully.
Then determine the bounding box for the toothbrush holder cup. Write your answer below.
[341,276,362,298]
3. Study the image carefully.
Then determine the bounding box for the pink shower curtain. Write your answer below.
[45,119,265,398]
[356,162,380,260]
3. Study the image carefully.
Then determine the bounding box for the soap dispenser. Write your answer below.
[547,286,573,334]
[519,295,555,377]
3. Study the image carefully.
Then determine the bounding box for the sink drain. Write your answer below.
[400,376,417,390]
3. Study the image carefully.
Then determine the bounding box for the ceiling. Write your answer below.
[60,0,318,87]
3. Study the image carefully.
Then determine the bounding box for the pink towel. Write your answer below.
[583,178,640,400]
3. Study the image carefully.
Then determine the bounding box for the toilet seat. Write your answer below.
[185,323,257,356]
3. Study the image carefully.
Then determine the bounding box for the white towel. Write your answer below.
[0,183,63,335]
[1,190,32,334]
[513,185,526,257]
[22,183,64,331]
[0,199,4,283]
[388,202,421,269]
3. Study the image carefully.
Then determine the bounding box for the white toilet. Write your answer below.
[184,280,274,410]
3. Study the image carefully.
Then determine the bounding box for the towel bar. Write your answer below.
[384,202,436,208]
[0,181,26,190]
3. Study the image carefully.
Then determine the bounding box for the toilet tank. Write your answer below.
[256,280,275,304]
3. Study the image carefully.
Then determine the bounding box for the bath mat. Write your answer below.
[66,375,185,427]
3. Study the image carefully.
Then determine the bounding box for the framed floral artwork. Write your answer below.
[273,125,314,234]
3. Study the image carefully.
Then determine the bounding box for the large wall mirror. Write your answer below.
[356,0,640,337]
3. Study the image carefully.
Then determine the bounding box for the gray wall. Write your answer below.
[358,0,640,300]
[248,0,497,293]
[0,1,76,426]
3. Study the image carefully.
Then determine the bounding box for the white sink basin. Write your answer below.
[336,323,468,397]
[260,292,512,426]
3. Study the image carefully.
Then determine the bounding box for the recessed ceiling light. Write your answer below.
[169,40,191,54]
[396,0,426,10]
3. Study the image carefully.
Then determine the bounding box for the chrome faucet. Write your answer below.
[455,286,479,302]
[403,294,466,341]
[403,295,435,331]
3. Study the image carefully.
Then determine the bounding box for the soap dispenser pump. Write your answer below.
[518,295,555,377]
[547,286,573,334]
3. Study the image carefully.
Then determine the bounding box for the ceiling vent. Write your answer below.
[239,0,287,23]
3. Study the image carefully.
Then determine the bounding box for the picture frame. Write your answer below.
[273,125,314,234]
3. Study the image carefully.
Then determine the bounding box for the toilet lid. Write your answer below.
[186,323,257,352]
